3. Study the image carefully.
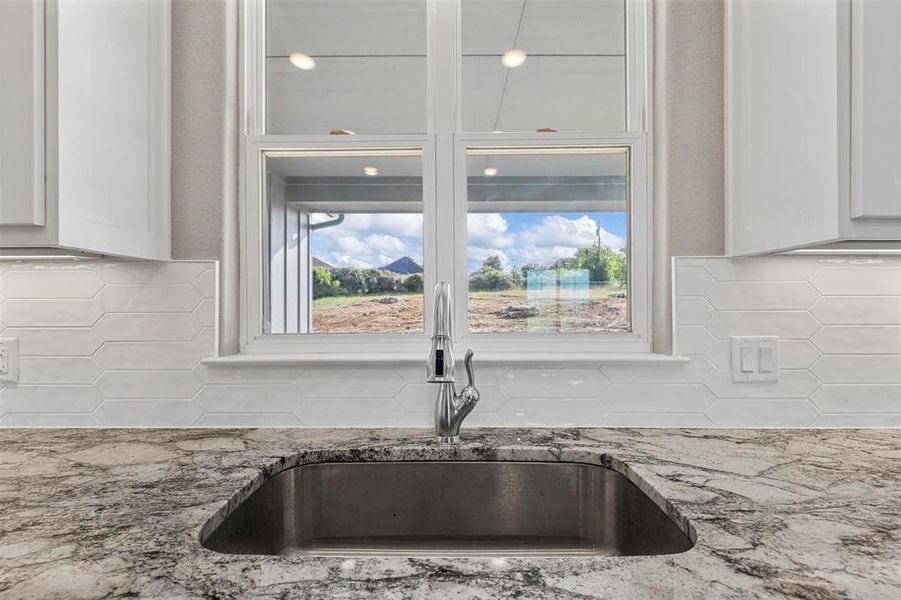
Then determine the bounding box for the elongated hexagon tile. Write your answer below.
[605,413,714,427]
[94,342,205,370]
[18,357,101,385]
[810,296,901,325]
[705,282,819,311]
[706,399,819,427]
[706,340,731,370]
[675,297,715,325]
[195,384,302,413]
[811,326,901,355]
[704,311,821,340]
[94,261,208,284]
[675,326,715,355]
[194,298,216,327]
[0,413,99,426]
[3,327,103,356]
[814,413,901,427]
[603,384,715,413]
[705,369,821,399]
[296,398,405,427]
[779,340,821,369]
[0,386,103,413]
[601,356,714,384]
[811,267,901,295]
[299,368,404,398]
[95,371,202,399]
[465,412,505,427]
[94,313,203,342]
[192,269,216,298]
[811,385,901,414]
[396,382,508,412]
[95,399,202,426]
[396,412,432,427]
[811,355,901,384]
[97,284,202,313]
[703,257,820,281]
[499,369,610,399]
[196,413,302,427]
[193,364,302,384]
[498,397,606,427]
[674,267,715,296]
[0,270,102,299]
[0,299,102,327]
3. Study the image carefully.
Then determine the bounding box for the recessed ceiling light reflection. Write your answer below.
[483,167,498,176]
[501,49,527,68]
[288,52,316,70]
[364,166,379,176]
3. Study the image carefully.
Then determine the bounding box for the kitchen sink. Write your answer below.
[201,461,694,557]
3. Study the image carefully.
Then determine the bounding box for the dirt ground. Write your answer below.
[312,289,629,334]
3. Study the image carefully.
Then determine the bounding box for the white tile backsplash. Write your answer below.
[1,256,899,427]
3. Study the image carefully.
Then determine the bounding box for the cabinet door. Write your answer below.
[851,0,901,218]
[726,0,843,255]
[56,0,170,259]
[0,0,44,227]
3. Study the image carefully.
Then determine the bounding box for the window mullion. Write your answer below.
[429,0,460,338]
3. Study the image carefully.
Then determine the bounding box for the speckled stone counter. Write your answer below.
[0,428,898,599]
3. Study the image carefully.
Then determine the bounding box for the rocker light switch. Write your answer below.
[740,346,757,372]
[731,336,779,383]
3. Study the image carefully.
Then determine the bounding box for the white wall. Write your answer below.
[1,256,898,427]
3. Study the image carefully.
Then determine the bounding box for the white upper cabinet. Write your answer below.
[0,0,170,260]
[851,0,901,219]
[726,0,901,255]
[0,0,44,228]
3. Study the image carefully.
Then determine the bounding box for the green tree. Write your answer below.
[481,254,504,271]
[404,273,424,293]
[312,267,342,299]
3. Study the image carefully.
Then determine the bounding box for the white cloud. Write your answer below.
[467,213,513,247]
[466,214,625,272]
[517,215,625,250]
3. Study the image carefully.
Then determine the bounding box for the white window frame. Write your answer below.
[238,0,652,361]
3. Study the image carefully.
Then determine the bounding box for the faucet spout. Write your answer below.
[426,282,479,443]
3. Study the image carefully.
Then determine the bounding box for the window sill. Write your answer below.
[200,352,689,367]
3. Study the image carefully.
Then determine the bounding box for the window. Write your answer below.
[241,0,650,358]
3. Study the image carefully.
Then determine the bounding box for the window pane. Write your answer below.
[266,0,427,134]
[466,146,629,333]
[461,0,626,132]
[263,149,424,334]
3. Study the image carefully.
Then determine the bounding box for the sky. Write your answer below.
[310,212,627,273]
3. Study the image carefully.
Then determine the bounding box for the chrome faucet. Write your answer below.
[426,282,479,443]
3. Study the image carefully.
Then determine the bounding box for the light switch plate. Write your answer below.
[731,336,779,382]
[0,338,18,382]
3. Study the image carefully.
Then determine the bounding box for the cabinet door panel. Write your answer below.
[56,0,170,259]
[852,0,901,219]
[0,0,44,227]
[726,0,842,254]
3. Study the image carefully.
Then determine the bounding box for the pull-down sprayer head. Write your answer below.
[426,282,455,383]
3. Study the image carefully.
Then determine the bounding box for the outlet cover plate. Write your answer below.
[0,338,18,382]
[731,336,779,383]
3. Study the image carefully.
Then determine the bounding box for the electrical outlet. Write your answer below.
[731,336,779,383]
[0,338,19,383]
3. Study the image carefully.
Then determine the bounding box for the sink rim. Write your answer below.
[198,446,698,556]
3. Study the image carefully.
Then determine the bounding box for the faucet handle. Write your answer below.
[463,349,475,387]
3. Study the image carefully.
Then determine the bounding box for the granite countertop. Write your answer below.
[0,428,899,599]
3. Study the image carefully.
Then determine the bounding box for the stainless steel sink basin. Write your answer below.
[201,461,694,557]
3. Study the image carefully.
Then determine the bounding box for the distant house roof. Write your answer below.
[380,256,423,275]
[312,257,334,269]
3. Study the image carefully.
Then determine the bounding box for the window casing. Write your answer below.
[239,0,651,359]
